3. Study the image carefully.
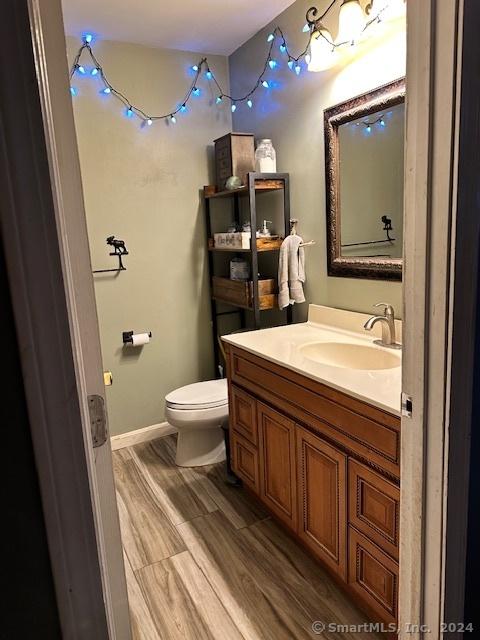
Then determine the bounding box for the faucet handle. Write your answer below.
[374,302,395,317]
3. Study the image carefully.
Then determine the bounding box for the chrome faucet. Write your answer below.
[364,303,401,349]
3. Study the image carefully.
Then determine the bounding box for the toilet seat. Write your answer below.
[165,379,228,411]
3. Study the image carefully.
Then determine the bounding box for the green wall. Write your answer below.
[68,38,231,435]
[229,0,405,320]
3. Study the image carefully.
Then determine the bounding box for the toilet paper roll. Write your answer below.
[129,333,151,347]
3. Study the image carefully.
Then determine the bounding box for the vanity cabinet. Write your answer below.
[225,343,401,627]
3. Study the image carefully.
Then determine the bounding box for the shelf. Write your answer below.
[212,296,277,311]
[208,237,283,253]
[204,179,285,199]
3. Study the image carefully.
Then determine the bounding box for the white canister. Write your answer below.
[255,139,277,173]
[230,257,250,281]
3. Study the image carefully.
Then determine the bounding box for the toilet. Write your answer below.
[165,379,228,467]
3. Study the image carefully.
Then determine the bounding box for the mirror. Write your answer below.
[324,79,405,280]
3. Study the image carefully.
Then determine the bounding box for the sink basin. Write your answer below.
[299,342,401,370]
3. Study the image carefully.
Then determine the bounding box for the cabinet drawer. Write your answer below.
[231,432,259,493]
[258,403,297,531]
[296,426,347,579]
[349,460,399,560]
[348,527,398,625]
[230,385,257,445]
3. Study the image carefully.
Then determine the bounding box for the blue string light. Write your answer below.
[68,9,393,128]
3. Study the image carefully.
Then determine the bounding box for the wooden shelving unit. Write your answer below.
[204,172,292,370]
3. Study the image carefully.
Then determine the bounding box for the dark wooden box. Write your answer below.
[214,133,255,190]
[212,277,277,310]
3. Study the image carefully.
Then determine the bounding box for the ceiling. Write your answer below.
[61,0,297,56]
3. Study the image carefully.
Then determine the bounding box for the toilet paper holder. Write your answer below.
[123,330,152,345]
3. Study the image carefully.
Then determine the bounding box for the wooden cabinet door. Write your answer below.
[231,431,260,493]
[258,403,297,531]
[296,426,347,580]
[348,460,400,560]
[348,527,398,625]
[230,385,257,445]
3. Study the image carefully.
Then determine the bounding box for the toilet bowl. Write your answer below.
[165,379,228,467]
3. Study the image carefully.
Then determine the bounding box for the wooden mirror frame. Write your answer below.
[324,78,405,281]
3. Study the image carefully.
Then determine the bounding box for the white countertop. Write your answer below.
[222,305,402,416]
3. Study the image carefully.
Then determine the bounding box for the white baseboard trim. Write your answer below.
[110,422,177,451]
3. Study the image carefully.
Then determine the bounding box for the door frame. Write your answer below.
[0,0,476,638]
[0,0,131,638]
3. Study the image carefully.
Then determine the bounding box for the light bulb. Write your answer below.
[308,28,337,72]
[280,43,287,53]
[369,0,406,21]
[305,53,311,65]
[269,59,277,69]
[267,33,275,42]
[336,0,366,44]
[295,64,301,75]
[91,67,99,76]
[126,107,134,118]
[191,65,199,72]
[247,99,253,108]
[366,125,371,133]
[147,118,153,126]
[231,104,237,113]
[77,65,86,74]
[83,33,93,44]
[171,115,177,124]
[288,60,294,70]
[193,87,200,96]
[70,86,77,96]
[216,96,223,104]
[302,23,310,33]
[102,87,111,94]
[206,70,213,80]
[380,118,385,126]
[180,104,187,112]
[262,80,270,88]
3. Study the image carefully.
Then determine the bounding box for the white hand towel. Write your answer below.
[278,235,306,310]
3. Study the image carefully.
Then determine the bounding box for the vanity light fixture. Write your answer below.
[336,0,366,44]
[308,28,336,72]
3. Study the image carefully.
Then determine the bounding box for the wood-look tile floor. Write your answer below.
[113,435,380,640]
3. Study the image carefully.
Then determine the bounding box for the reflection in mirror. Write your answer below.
[339,102,404,259]
[324,79,405,281]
